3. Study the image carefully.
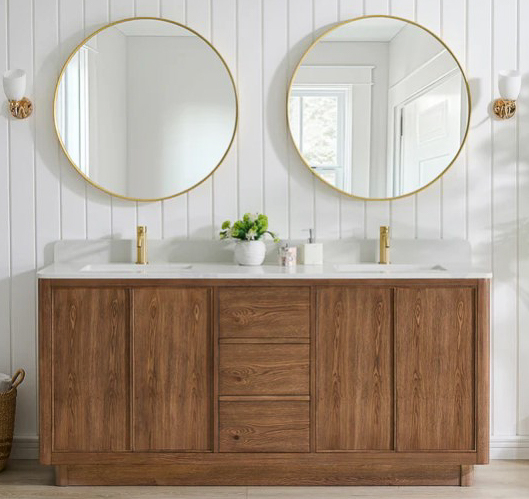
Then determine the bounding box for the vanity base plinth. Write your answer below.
[54,464,473,487]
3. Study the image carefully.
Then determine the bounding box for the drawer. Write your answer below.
[219,287,310,338]
[219,344,309,396]
[219,401,310,452]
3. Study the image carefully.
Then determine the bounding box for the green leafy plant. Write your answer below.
[220,213,279,242]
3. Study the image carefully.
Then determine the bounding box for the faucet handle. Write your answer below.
[380,225,389,236]
[137,225,147,235]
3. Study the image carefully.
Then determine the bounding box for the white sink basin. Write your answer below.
[80,263,193,273]
[333,263,446,273]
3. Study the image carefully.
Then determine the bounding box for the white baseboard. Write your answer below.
[8,435,529,461]
[10,435,39,460]
[490,436,529,459]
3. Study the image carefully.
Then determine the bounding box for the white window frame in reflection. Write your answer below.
[290,85,352,191]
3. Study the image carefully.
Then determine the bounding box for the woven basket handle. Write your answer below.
[11,369,25,389]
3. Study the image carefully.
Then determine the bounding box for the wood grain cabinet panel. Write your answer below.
[52,287,130,452]
[316,287,394,451]
[219,287,310,338]
[132,287,212,451]
[219,344,309,395]
[396,287,475,451]
[219,401,310,452]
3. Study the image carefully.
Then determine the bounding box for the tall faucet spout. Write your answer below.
[379,226,390,265]
[136,225,148,265]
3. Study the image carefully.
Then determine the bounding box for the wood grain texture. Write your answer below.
[396,287,475,451]
[316,287,394,451]
[55,465,68,486]
[38,278,489,486]
[219,343,309,395]
[132,287,212,451]
[57,463,462,486]
[476,279,490,463]
[49,449,479,466]
[52,287,130,452]
[460,464,474,486]
[38,280,52,464]
[219,401,309,452]
[219,287,310,338]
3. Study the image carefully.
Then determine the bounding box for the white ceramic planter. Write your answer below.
[234,240,266,266]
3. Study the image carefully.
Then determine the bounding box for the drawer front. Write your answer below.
[219,287,310,338]
[219,401,310,452]
[219,344,309,396]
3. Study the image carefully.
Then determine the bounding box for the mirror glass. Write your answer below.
[55,18,237,201]
[288,16,469,200]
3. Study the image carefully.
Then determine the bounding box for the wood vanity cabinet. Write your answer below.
[39,278,489,486]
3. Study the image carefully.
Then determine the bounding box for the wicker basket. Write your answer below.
[0,369,25,471]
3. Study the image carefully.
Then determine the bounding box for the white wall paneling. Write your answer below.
[0,0,527,457]
[0,0,12,378]
[518,0,529,438]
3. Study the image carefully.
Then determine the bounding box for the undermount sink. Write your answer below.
[80,263,193,273]
[333,263,447,273]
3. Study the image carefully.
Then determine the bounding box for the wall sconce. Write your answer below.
[493,70,521,119]
[3,69,32,119]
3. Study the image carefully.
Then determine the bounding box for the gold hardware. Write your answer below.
[493,99,516,119]
[136,226,148,265]
[8,97,32,119]
[53,17,238,203]
[286,14,472,202]
[379,226,390,265]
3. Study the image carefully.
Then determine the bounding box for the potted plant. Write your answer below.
[220,213,279,266]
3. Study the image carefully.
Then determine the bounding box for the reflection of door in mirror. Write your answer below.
[396,72,463,196]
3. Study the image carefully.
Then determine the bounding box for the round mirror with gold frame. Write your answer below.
[287,15,471,201]
[54,17,238,202]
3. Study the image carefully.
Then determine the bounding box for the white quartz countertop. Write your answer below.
[37,262,492,280]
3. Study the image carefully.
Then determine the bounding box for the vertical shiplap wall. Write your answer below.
[1,0,527,456]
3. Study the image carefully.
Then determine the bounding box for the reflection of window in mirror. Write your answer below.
[56,46,91,176]
[289,86,352,191]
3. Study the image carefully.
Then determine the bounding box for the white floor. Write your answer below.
[0,460,528,498]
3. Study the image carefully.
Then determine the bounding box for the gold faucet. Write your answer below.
[136,226,148,264]
[379,226,390,264]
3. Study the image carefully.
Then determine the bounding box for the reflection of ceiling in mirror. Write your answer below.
[113,19,193,37]
[323,18,406,42]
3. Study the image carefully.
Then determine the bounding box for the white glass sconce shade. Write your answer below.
[498,70,521,101]
[3,69,26,101]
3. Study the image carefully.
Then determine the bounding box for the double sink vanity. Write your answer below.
[40,9,488,488]
[37,239,490,486]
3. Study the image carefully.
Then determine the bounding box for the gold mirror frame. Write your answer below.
[287,15,471,202]
[54,17,239,202]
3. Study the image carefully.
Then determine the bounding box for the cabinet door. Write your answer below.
[133,287,212,451]
[396,287,475,451]
[52,287,130,452]
[316,287,394,451]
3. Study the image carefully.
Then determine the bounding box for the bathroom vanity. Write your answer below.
[43,10,484,486]
[38,263,490,486]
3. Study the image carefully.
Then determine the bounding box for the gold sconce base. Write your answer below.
[493,99,516,119]
[9,97,33,119]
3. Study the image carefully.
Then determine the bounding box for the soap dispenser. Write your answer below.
[300,229,323,265]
